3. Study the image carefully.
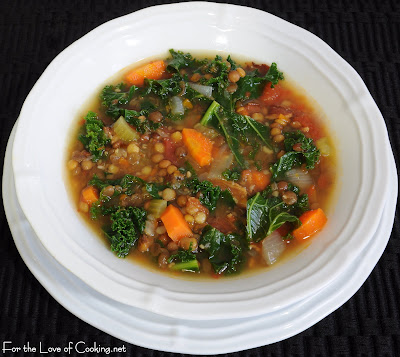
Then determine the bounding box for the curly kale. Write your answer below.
[182,162,235,212]
[167,49,207,72]
[100,83,138,119]
[78,111,110,162]
[105,207,147,258]
[270,131,320,180]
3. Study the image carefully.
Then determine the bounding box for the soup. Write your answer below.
[66,50,335,277]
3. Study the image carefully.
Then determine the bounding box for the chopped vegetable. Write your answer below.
[170,96,185,116]
[125,60,166,86]
[247,192,301,242]
[270,131,320,180]
[200,100,220,126]
[201,103,246,168]
[316,137,331,157]
[147,199,167,219]
[241,169,270,194]
[222,167,242,181]
[233,62,284,102]
[160,204,193,241]
[113,116,140,142]
[168,248,199,272]
[182,128,213,167]
[78,111,110,162]
[105,207,147,258]
[262,230,286,265]
[209,178,247,208]
[285,168,313,192]
[81,186,99,205]
[199,225,248,275]
[188,82,213,99]
[292,208,327,241]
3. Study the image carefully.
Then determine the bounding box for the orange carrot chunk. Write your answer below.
[81,186,99,205]
[125,60,166,86]
[241,169,270,194]
[182,128,213,167]
[292,208,327,241]
[160,205,193,242]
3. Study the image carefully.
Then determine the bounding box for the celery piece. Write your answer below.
[170,259,200,272]
[147,199,167,219]
[113,116,140,142]
[200,100,220,126]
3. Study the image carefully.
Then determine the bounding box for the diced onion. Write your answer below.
[144,218,157,237]
[170,96,185,115]
[285,168,313,191]
[262,231,286,265]
[113,116,139,142]
[207,145,234,179]
[188,82,213,99]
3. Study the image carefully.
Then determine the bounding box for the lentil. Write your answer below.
[228,70,240,83]
[67,159,78,171]
[151,153,164,163]
[162,188,176,201]
[159,159,171,169]
[282,191,298,205]
[154,142,165,153]
[273,134,285,143]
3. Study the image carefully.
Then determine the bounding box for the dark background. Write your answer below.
[1,0,399,356]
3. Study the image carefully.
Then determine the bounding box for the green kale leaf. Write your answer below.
[167,49,205,72]
[222,167,242,181]
[186,177,234,212]
[89,174,166,200]
[283,131,320,169]
[124,109,161,134]
[78,111,110,162]
[100,83,138,119]
[270,131,320,180]
[246,192,301,242]
[265,62,285,88]
[144,74,182,100]
[105,206,147,258]
[199,225,248,275]
[228,111,272,149]
[233,62,284,101]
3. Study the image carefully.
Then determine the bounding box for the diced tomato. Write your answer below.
[276,222,291,237]
[163,138,178,164]
[242,101,262,115]
[260,84,282,106]
[208,216,236,234]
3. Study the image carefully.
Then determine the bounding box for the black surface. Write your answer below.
[1,1,399,356]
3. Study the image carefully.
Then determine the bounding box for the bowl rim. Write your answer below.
[11,2,394,320]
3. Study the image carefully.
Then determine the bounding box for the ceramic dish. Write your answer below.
[4,122,398,354]
[12,2,394,319]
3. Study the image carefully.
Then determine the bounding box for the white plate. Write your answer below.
[4,122,398,354]
[12,2,394,319]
